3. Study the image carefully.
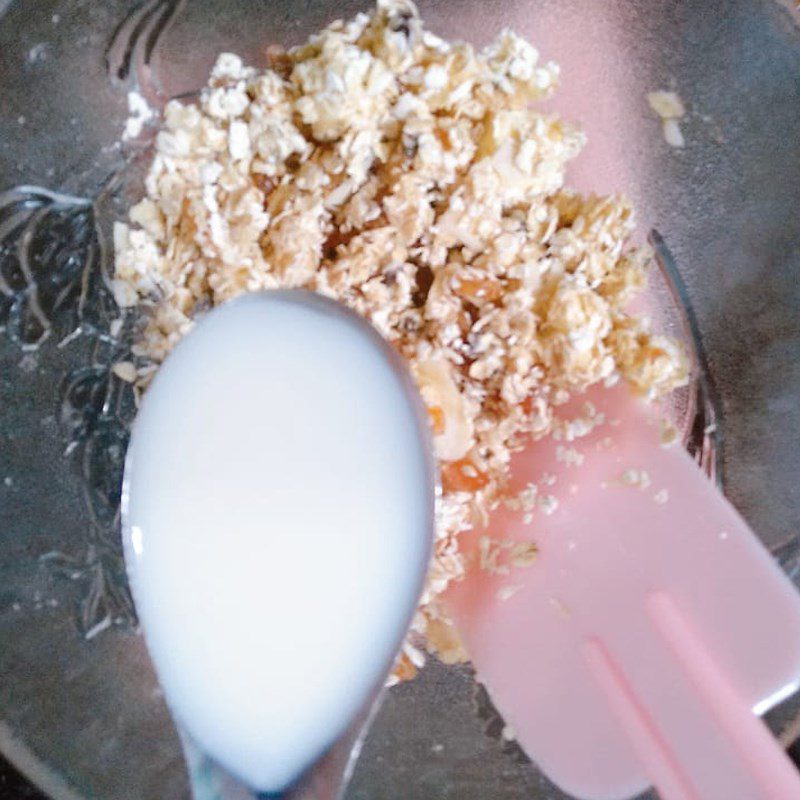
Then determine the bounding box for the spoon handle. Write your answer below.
[180,694,383,800]
[180,729,256,800]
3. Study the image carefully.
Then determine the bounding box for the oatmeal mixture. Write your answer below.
[114,0,688,676]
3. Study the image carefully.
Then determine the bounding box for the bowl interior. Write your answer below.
[2,2,800,799]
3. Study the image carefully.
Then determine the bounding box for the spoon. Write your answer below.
[121,290,435,799]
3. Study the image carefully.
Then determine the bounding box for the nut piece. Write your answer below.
[647,90,685,120]
[647,90,686,148]
[112,361,138,383]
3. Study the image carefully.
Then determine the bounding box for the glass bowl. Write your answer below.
[1,2,800,799]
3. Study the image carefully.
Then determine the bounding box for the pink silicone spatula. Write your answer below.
[447,387,800,800]
[445,382,800,799]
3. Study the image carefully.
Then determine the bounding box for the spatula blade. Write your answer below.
[445,384,800,799]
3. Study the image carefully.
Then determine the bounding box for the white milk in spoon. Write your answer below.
[122,291,434,792]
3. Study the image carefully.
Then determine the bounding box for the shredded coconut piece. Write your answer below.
[509,541,538,567]
[478,535,511,576]
[123,91,155,141]
[662,118,685,148]
[478,536,538,574]
[502,724,517,741]
[538,494,559,515]
[660,421,679,448]
[497,584,523,602]
[114,0,689,680]
[555,444,584,467]
[503,482,538,512]
[619,468,652,489]
[553,402,606,441]
[111,361,138,383]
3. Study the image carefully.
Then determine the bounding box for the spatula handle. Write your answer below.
[649,592,800,799]
[586,593,800,799]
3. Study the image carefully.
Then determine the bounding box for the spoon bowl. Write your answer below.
[121,291,435,798]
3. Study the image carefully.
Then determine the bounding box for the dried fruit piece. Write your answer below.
[441,458,489,493]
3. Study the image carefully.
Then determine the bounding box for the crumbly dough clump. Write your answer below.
[114,0,688,677]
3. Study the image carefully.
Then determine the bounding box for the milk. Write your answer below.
[122,291,434,792]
